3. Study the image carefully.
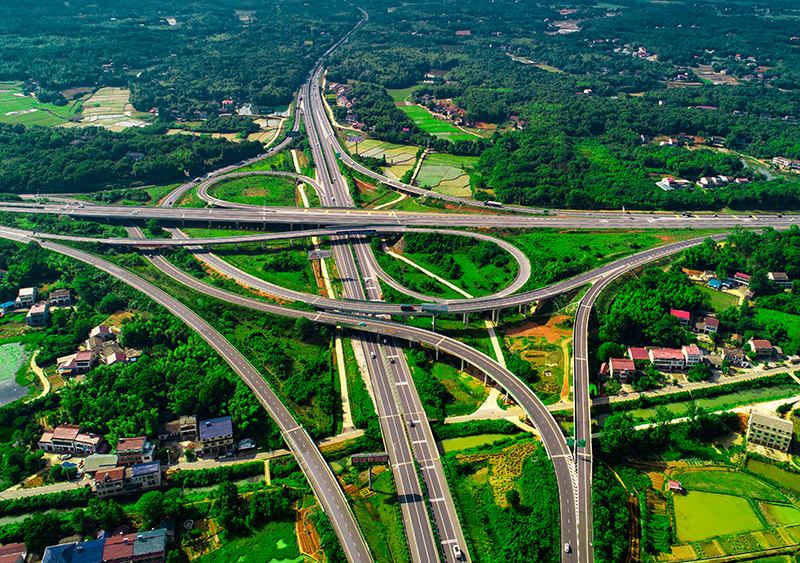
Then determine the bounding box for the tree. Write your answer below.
[687,363,711,382]
[136,491,164,529]
[505,489,521,510]
[294,317,316,340]
[88,497,125,530]
[147,219,164,237]
[598,342,626,363]
[600,412,637,459]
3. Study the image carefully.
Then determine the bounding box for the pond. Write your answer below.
[439,433,513,453]
[0,342,30,407]
[741,157,778,181]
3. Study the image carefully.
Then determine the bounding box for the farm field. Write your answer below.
[674,468,789,503]
[747,459,800,495]
[76,87,149,130]
[343,138,418,182]
[698,284,741,312]
[0,342,30,407]
[415,153,479,198]
[193,520,301,563]
[0,81,84,126]
[673,491,764,542]
[399,105,476,142]
[756,309,800,341]
[211,175,298,207]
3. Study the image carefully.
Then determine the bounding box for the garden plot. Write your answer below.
[0,81,81,126]
[344,138,418,181]
[673,491,764,542]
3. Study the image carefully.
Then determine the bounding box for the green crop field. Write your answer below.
[761,503,800,526]
[673,491,764,542]
[212,175,298,207]
[351,469,410,563]
[193,520,301,563]
[0,82,83,126]
[747,459,800,495]
[755,309,800,341]
[674,468,789,503]
[399,106,477,142]
[416,153,479,197]
[698,284,740,313]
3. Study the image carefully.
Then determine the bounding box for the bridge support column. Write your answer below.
[518,304,523,315]
[432,314,437,332]
[234,243,238,251]
[483,372,487,385]
[181,219,185,226]
[435,348,439,361]
[236,221,239,229]
[460,358,465,371]
[208,220,212,228]
[492,309,500,324]
[504,388,510,402]
[463,312,470,328]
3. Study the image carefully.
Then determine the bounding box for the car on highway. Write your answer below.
[453,545,462,560]
[371,352,376,359]
[564,543,571,553]
[358,322,366,326]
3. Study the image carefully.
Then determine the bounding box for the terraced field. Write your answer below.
[399,105,476,142]
[415,153,479,197]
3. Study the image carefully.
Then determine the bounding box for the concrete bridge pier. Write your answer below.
[236,221,239,229]
[463,312,470,328]
[432,314,437,332]
[435,348,440,361]
[460,358,465,371]
[492,309,500,324]
[234,243,238,251]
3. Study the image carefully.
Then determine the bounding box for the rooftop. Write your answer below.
[628,347,650,361]
[199,416,233,441]
[42,543,75,563]
[18,287,35,297]
[102,535,134,562]
[735,272,752,280]
[705,317,720,328]
[130,461,160,477]
[750,410,793,433]
[609,358,635,371]
[50,289,72,297]
[75,351,94,362]
[132,529,167,557]
[117,436,145,452]
[769,272,790,280]
[670,309,691,320]
[96,467,125,483]
[750,339,773,349]
[52,425,81,441]
[0,544,26,558]
[83,454,118,473]
[71,539,105,563]
[29,302,48,314]
[650,348,685,360]
[682,344,702,356]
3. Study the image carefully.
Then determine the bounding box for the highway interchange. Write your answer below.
[0,9,793,563]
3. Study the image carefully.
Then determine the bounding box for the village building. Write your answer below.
[48,288,73,306]
[649,348,685,371]
[25,302,49,327]
[748,339,773,358]
[722,347,746,365]
[670,309,691,325]
[16,287,36,307]
[682,344,703,367]
[768,272,792,288]
[197,416,234,457]
[748,411,793,452]
[116,436,155,466]
[38,425,105,456]
[609,358,636,383]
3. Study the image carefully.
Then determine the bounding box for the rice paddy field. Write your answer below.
[672,491,764,542]
[76,87,149,130]
[0,342,30,407]
[398,105,476,142]
[0,81,84,126]
[193,520,302,563]
[415,153,479,197]
[343,138,418,181]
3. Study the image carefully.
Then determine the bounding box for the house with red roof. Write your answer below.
[682,344,702,367]
[609,358,636,383]
[649,348,685,371]
[734,272,751,286]
[748,339,773,358]
[627,347,650,362]
[670,309,691,325]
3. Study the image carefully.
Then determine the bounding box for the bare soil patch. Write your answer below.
[504,315,572,343]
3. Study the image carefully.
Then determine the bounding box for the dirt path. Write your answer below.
[29,350,50,399]
[409,148,429,185]
[373,192,407,210]
[560,337,573,402]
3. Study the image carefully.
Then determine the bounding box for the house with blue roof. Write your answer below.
[197,415,234,457]
[707,278,722,290]
[42,543,76,563]
[71,539,105,563]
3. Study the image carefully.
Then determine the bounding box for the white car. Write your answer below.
[60,453,72,461]
[371,352,376,359]
[564,543,571,553]
[453,545,462,560]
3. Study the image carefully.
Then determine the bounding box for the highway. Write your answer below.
[1,198,795,232]
[0,229,373,563]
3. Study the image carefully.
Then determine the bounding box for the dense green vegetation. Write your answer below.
[444,440,560,562]
[0,0,358,113]
[0,124,262,194]
[593,465,630,563]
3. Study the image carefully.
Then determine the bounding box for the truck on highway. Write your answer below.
[421,304,448,314]
[400,304,415,312]
[485,200,503,208]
